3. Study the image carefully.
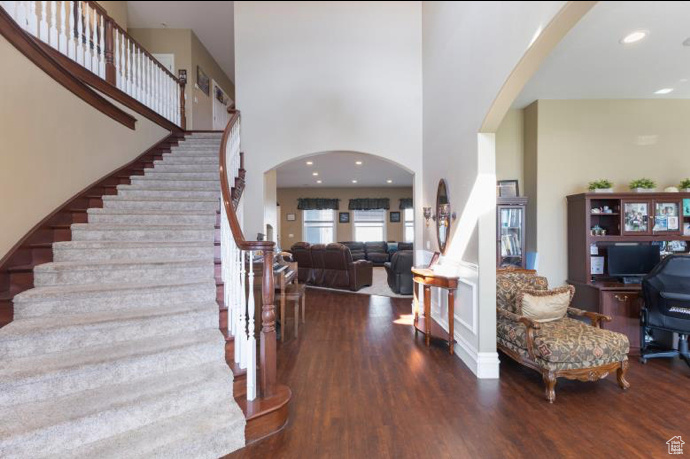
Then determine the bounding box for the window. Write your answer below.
[303,209,335,244]
[404,208,414,243]
[353,209,386,242]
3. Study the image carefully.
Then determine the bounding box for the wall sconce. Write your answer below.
[423,207,432,227]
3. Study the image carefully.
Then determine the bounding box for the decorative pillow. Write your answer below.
[517,286,575,323]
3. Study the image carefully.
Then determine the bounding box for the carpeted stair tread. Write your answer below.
[0,302,218,358]
[58,401,245,459]
[0,362,233,458]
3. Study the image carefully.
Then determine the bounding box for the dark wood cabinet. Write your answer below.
[497,197,528,268]
[567,192,690,353]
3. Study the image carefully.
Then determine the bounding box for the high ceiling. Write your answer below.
[275,152,414,189]
[127,1,235,82]
[514,1,690,108]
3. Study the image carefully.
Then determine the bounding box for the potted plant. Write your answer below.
[629,178,656,193]
[588,179,614,193]
[679,178,690,192]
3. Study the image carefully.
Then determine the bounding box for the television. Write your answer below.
[607,244,661,283]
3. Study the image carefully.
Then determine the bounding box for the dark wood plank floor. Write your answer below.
[228,289,690,459]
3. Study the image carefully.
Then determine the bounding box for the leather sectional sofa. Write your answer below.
[290,243,373,291]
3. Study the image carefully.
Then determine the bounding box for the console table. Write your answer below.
[411,267,459,354]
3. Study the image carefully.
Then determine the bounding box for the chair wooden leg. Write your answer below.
[617,360,630,390]
[542,371,557,403]
[294,298,299,338]
[281,296,286,341]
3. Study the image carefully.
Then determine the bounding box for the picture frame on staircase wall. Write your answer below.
[196,66,210,96]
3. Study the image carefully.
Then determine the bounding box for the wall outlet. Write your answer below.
[426,240,431,250]
[289,233,294,238]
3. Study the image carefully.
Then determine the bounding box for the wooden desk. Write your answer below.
[412,267,459,354]
[569,280,643,353]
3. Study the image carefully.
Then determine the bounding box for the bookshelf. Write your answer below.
[497,197,528,268]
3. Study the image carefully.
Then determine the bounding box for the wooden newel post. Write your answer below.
[179,81,186,130]
[260,247,277,397]
[104,17,116,85]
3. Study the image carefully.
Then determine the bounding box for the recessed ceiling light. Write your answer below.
[654,88,674,95]
[306,161,313,166]
[386,179,393,184]
[355,161,363,165]
[352,180,358,184]
[620,30,648,45]
[312,172,319,176]
[316,180,322,184]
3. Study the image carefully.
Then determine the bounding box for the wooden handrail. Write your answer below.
[219,109,278,398]
[0,6,135,129]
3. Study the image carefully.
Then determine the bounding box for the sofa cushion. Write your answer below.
[497,272,549,313]
[518,286,574,323]
[497,316,630,371]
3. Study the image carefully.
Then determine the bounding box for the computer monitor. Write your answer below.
[608,244,661,283]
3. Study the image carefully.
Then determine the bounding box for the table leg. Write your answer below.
[294,297,299,338]
[424,285,431,347]
[448,289,455,355]
[302,292,306,323]
[413,281,419,337]
[280,291,286,341]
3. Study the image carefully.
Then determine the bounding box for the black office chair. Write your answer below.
[640,255,690,366]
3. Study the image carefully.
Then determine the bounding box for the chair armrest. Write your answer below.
[497,308,540,360]
[567,307,611,328]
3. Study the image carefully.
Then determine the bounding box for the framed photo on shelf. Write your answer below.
[684,199,690,216]
[339,212,350,223]
[623,202,649,233]
[654,202,680,232]
[389,211,401,223]
[286,213,296,222]
[497,180,519,198]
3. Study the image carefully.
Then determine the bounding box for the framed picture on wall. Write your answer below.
[196,66,210,96]
[497,180,519,198]
[286,213,296,222]
[339,212,350,223]
[389,211,401,223]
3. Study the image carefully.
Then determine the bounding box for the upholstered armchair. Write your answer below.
[496,269,630,403]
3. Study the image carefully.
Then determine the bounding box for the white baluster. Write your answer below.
[39,1,48,41]
[114,28,120,88]
[98,13,104,77]
[84,2,92,70]
[58,0,66,53]
[67,1,75,59]
[246,250,257,401]
[92,9,100,74]
[126,38,132,95]
[2,1,18,21]
[15,1,27,30]
[27,1,37,35]
[237,250,247,366]
[75,1,84,65]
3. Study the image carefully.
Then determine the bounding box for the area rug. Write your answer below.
[306,267,413,298]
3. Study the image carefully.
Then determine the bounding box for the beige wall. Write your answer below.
[277,187,413,249]
[496,108,524,186]
[127,28,235,130]
[526,99,690,285]
[0,37,168,260]
[97,1,128,30]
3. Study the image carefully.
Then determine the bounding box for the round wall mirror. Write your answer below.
[436,179,451,254]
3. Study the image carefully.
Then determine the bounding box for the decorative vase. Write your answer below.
[592,188,613,193]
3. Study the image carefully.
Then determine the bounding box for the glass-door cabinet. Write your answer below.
[497,197,528,268]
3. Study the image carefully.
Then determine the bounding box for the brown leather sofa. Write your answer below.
[290,243,373,291]
[384,250,414,295]
[340,241,366,261]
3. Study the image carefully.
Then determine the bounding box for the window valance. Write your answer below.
[399,198,413,210]
[348,198,390,211]
[297,198,340,210]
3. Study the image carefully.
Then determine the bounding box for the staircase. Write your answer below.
[0,133,247,458]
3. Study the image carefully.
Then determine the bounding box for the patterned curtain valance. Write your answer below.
[399,198,413,210]
[297,198,340,210]
[348,198,390,211]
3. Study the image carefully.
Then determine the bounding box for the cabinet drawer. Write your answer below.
[599,290,642,352]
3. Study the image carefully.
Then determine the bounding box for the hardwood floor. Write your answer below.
[228,289,690,459]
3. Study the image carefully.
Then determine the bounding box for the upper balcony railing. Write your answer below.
[1,1,185,128]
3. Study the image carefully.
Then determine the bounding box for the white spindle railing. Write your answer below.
[1,1,183,127]
[219,117,258,401]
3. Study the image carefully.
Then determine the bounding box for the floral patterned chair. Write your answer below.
[496,268,630,403]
